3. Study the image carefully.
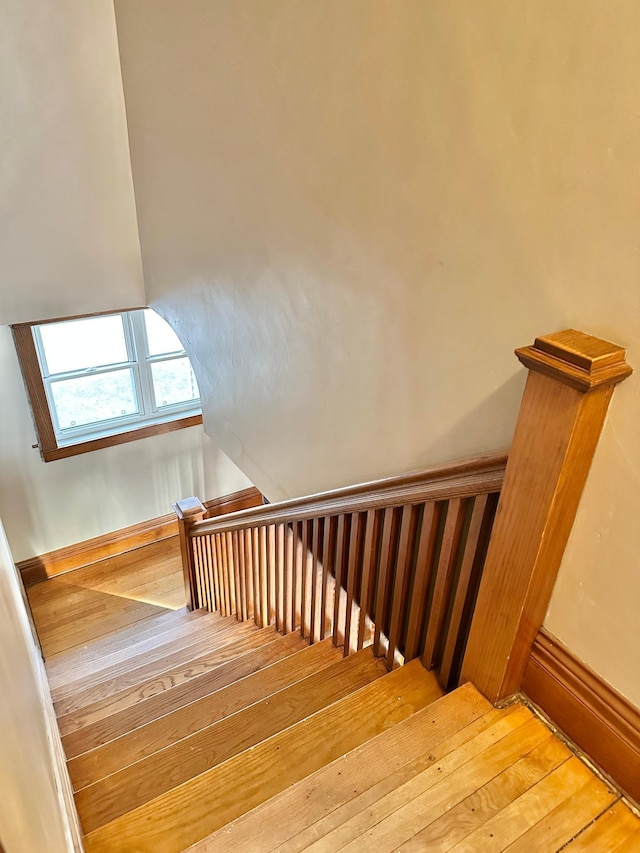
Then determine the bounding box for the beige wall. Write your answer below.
[115,0,640,704]
[0,521,76,852]
[0,0,145,324]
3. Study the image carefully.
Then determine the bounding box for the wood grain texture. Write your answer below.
[192,683,493,853]
[83,659,443,852]
[60,633,308,747]
[75,649,389,832]
[19,487,262,585]
[66,639,344,781]
[463,330,632,702]
[191,454,507,535]
[523,627,640,805]
[55,626,280,734]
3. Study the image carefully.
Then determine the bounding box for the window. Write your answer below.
[12,309,202,461]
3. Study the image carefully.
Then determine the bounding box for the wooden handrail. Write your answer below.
[189,452,508,536]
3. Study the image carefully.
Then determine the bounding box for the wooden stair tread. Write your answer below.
[83,658,443,852]
[45,607,208,681]
[56,625,283,733]
[193,681,493,853]
[51,612,255,699]
[75,645,389,830]
[65,636,342,761]
[53,618,263,713]
[61,631,309,751]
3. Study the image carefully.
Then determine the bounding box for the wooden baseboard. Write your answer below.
[18,486,262,586]
[523,628,640,805]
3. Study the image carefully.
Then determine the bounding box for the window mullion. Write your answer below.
[130,310,157,416]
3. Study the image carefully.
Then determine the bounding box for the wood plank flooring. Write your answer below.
[27,538,640,852]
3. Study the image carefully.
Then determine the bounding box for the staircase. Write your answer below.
[43,603,635,853]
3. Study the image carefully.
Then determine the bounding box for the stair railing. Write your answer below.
[174,454,505,689]
[175,330,633,700]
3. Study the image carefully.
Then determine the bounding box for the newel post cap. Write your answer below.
[515,329,633,392]
[173,496,207,520]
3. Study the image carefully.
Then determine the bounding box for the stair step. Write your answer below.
[83,657,443,852]
[64,636,342,760]
[51,612,253,699]
[56,625,283,734]
[73,644,384,811]
[40,599,165,657]
[191,681,494,852]
[53,618,262,714]
[45,607,208,684]
[62,631,310,753]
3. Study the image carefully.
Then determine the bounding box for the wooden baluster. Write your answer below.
[332,514,351,648]
[232,529,245,621]
[225,531,237,617]
[357,509,379,651]
[343,513,365,656]
[197,537,210,610]
[267,524,276,627]
[284,524,295,633]
[373,507,398,657]
[219,532,231,617]
[251,527,262,628]
[439,495,494,689]
[213,533,222,615]
[386,504,417,670]
[309,517,321,644]
[243,527,254,622]
[422,498,468,670]
[173,497,206,611]
[202,535,215,612]
[299,520,311,638]
[275,524,285,632]
[230,530,242,620]
[404,502,439,661]
[192,538,203,609]
[290,521,301,632]
[258,526,269,627]
[320,516,336,641]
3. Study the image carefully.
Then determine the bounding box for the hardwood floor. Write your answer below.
[27,538,640,852]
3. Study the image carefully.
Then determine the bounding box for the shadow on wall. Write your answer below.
[420,371,527,465]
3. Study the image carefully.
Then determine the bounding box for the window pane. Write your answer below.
[51,370,138,429]
[151,358,200,408]
[39,315,129,374]
[144,310,184,356]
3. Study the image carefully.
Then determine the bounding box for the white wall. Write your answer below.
[115,1,640,705]
[0,0,145,324]
[0,520,75,852]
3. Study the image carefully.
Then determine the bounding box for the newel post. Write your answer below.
[173,497,206,611]
[462,329,632,703]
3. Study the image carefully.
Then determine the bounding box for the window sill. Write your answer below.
[40,414,203,462]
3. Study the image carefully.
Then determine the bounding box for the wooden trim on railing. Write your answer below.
[523,628,640,806]
[17,487,262,586]
[190,453,508,536]
[462,329,632,703]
